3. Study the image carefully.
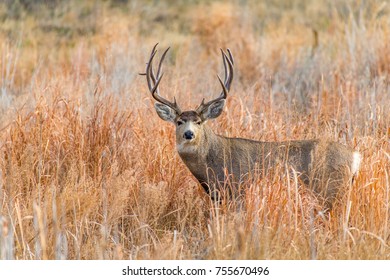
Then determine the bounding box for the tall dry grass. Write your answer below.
[0,0,389,259]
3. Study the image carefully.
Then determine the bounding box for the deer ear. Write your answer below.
[201,100,226,120]
[154,103,177,123]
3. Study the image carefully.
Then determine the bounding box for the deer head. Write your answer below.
[141,44,234,153]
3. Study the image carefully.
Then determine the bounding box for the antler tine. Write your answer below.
[140,43,158,73]
[149,45,158,85]
[223,49,234,91]
[217,75,228,99]
[156,47,170,79]
[196,49,234,113]
[145,49,157,92]
[221,49,228,85]
[144,44,181,114]
[226,48,234,65]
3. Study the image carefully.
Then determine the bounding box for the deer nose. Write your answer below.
[184,131,194,140]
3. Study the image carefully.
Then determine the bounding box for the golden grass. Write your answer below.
[0,0,389,259]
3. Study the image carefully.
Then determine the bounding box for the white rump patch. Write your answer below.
[351,151,362,175]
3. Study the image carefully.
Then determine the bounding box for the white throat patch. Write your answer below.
[177,142,198,154]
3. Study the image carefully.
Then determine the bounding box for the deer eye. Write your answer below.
[177,120,184,126]
[195,121,202,125]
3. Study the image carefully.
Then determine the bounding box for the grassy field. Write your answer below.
[0,0,389,259]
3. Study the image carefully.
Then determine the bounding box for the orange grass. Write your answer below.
[0,0,389,259]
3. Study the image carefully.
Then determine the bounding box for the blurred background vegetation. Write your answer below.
[1,0,388,99]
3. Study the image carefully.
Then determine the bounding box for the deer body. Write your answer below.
[177,120,359,206]
[142,44,361,208]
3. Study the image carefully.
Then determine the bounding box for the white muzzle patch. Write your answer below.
[182,122,196,140]
[177,122,197,153]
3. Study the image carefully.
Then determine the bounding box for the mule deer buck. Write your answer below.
[142,44,361,209]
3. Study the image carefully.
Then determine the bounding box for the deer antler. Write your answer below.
[141,43,181,114]
[196,49,234,113]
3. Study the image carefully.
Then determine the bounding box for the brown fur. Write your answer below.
[176,117,359,209]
